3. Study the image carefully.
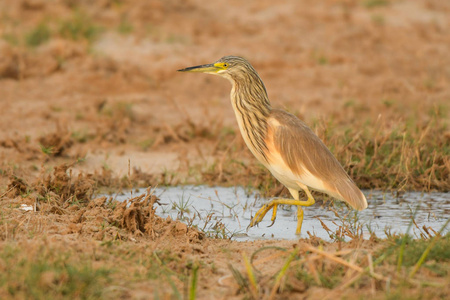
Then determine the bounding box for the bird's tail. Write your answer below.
[331,178,367,211]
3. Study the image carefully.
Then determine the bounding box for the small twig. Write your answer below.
[305,245,388,282]
[368,253,376,296]
[163,123,182,143]
[307,260,321,285]
[0,186,15,199]
[323,251,389,300]
[252,251,289,268]
[250,246,288,271]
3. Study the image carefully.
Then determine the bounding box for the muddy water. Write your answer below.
[114,186,449,241]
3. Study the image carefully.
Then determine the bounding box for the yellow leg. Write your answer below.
[297,207,304,234]
[248,184,316,235]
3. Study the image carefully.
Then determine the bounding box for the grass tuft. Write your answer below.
[59,11,101,42]
[25,23,51,47]
[0,244,111,299]
[363,0,390,8]
[117,17,133,35]
[409,219,450,278]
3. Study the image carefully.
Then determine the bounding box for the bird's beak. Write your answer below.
[178,63,222,74]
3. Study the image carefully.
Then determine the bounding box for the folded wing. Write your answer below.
[270,109,367,210]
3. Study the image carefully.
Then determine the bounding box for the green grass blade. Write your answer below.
[189,263,199,300]
[243,252,258,299]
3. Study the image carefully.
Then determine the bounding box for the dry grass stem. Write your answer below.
[304,245,388,282]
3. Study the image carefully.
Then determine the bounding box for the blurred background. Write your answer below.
[0,0,449,192]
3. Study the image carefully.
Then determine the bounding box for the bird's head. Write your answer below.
[178,56,256,81]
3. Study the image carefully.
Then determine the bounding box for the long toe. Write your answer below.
[267,218,276,227]
[249,214,261,228]
[268,205,278,227]
[254,206,268,223]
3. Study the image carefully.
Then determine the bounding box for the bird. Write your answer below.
[178,56,367,234]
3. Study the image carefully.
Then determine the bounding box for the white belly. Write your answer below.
[265,148,328,194]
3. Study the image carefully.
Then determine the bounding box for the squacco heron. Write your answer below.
[178,56,368,234]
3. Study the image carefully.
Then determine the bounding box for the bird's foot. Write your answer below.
[248,202,277,229]
[248,198,314,233]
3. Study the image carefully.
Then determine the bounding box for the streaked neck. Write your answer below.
[228,71,271,163]
[230,71,271,116]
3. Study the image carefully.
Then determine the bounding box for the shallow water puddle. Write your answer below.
[114,186,449,241]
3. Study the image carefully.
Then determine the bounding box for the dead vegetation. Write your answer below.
[1,163,448,299]
[0,164,208,299]
[0,0,449,299]
[1,163,205,246]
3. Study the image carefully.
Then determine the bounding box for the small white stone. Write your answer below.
[20,204,34,212]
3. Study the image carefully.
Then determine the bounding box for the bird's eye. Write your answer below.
[223,63,228,67]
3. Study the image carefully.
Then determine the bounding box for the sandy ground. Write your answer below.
[0,0,449,299]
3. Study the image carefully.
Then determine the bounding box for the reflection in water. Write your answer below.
[114,186,450,241]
